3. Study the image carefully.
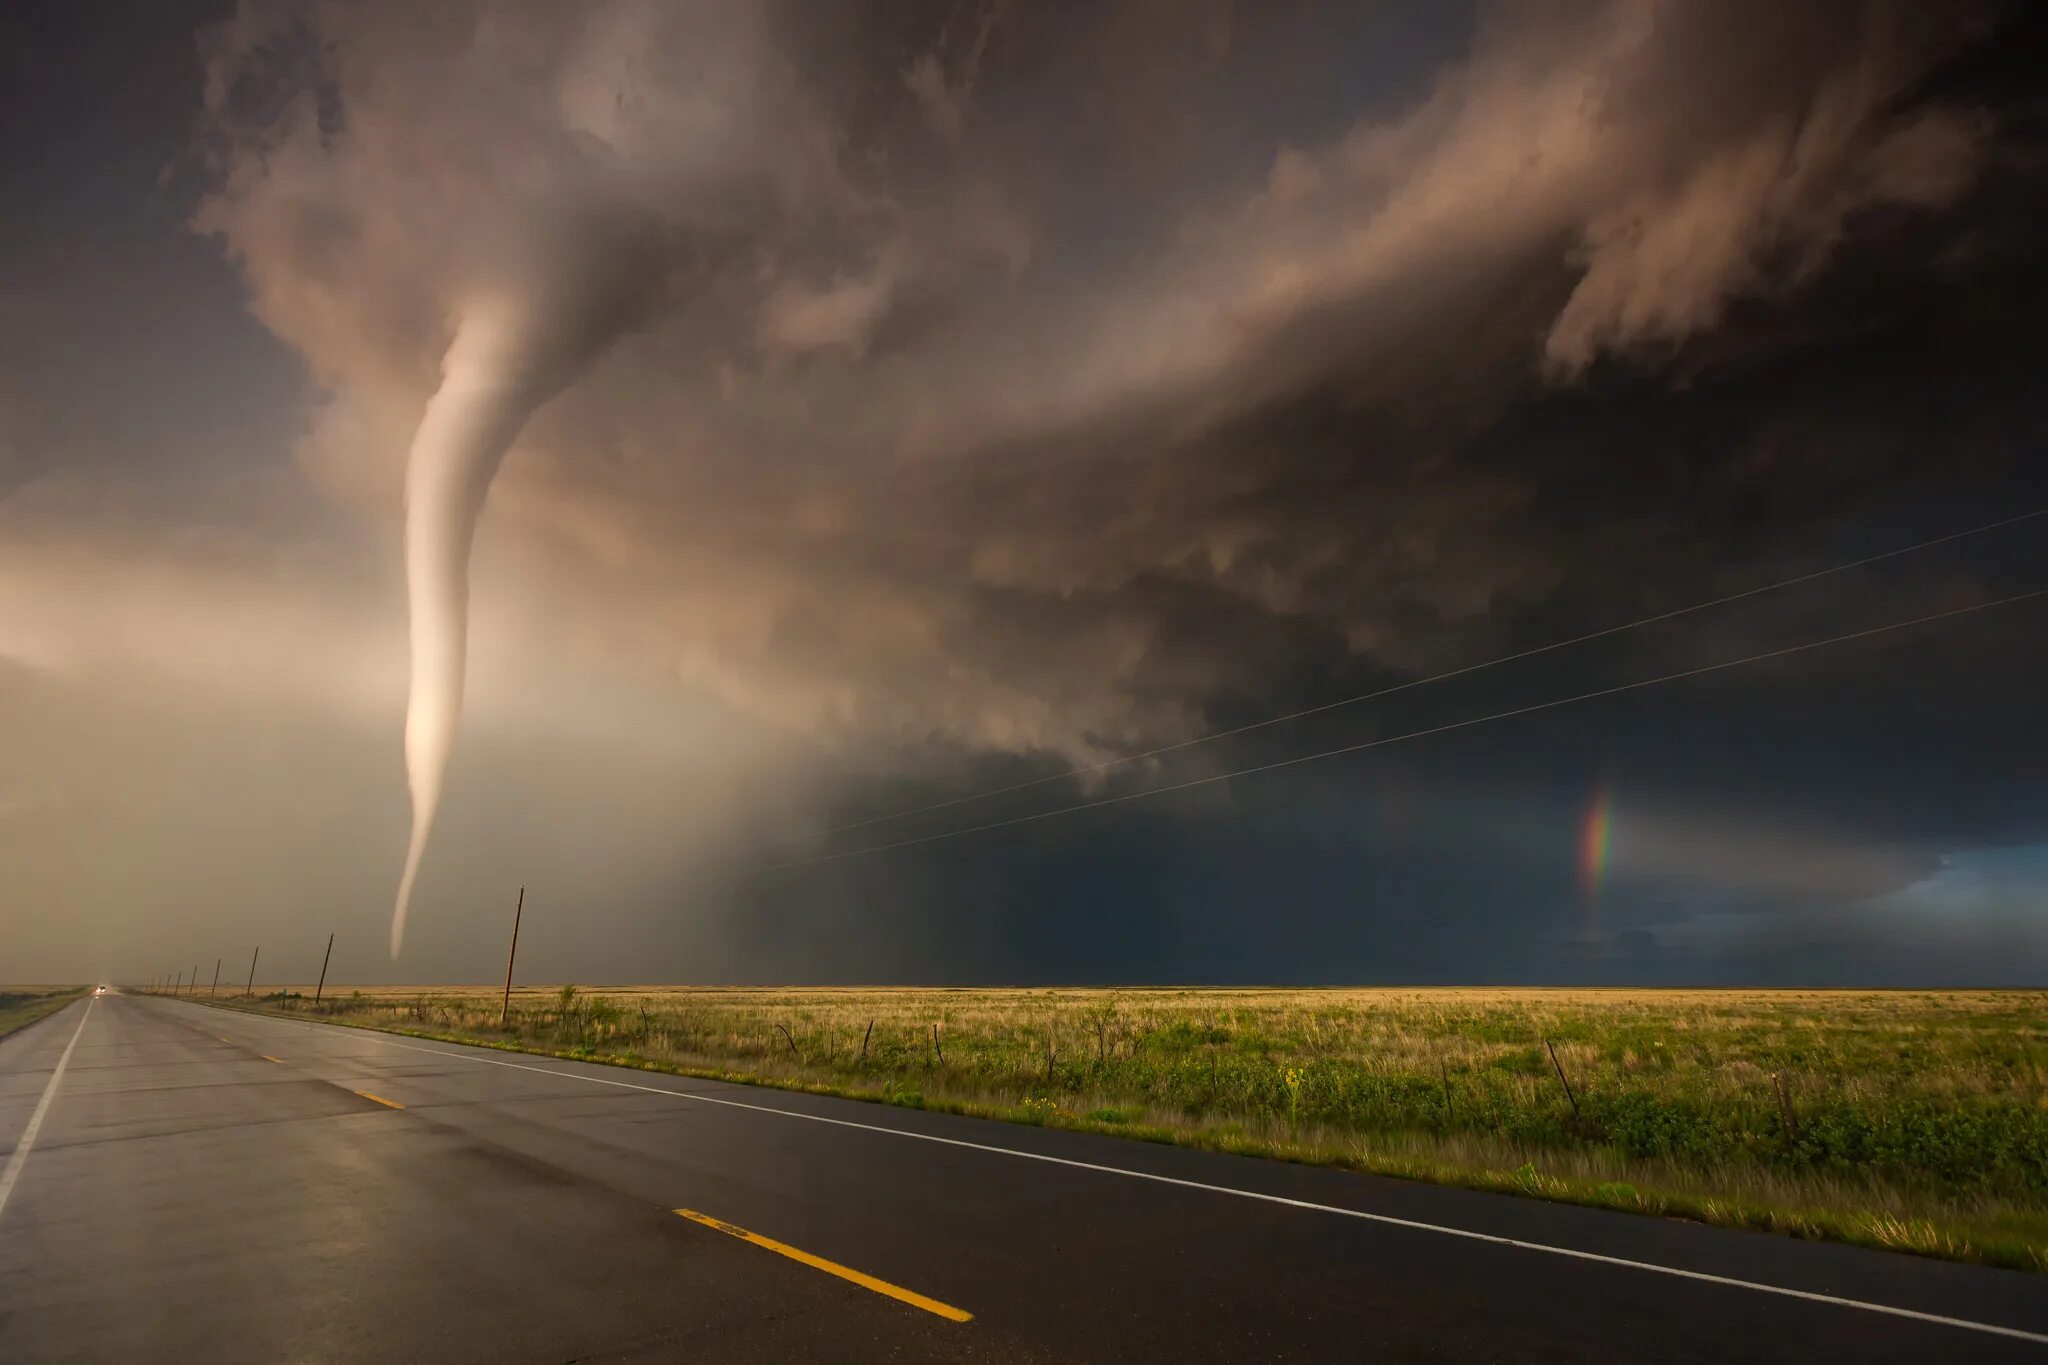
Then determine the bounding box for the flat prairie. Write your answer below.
[0,986,88,1042]
[210,984,2048,1270]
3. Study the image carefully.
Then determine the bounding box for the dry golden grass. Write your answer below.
[0,986,88,1042]
[211,983,2048,1271]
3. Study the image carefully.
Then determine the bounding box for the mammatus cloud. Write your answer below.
[173,0,2018,939]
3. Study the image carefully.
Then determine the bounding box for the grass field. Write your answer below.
[197,984,2048,1271]
[0,987,88,1042]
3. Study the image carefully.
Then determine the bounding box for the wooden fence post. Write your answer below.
[1545,1039,1580,1120]
[1773,1071,1800,1143]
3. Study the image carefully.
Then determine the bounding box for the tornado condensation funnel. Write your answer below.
[390,303,553,957]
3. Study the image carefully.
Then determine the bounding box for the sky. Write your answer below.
[2,0,2044,988]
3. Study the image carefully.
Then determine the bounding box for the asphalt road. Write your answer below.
[1,993,2043,1362]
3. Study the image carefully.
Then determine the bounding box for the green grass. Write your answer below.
[190,984,2048,1271]
[0,986,89,1042]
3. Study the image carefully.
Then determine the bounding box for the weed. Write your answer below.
[0,986,89,1041]
[218,983,2048,1271]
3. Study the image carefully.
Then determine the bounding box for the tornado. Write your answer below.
[390,265,642,956]
[391,303,541,956]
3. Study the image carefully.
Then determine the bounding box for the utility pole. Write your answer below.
[190,966,197,998]
[499,886,525,1028]
[246,946,259,997]
[175,969,184,995]
[211,958,220,997]
[315,933,334,1005]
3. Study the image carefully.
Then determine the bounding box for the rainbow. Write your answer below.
[1580,783,1615,898]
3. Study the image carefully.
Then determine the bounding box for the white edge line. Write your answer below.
[0,997,94,1222]
[170,999,2047,1346]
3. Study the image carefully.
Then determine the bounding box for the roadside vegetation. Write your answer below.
[0,986,89,1041]
[196,984,2048,1271]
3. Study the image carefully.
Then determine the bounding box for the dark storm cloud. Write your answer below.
[165,0,2025,763]
[3,0,2043,983]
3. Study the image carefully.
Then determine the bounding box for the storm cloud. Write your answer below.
[1,0,2042,983]
[166,1,2020,765]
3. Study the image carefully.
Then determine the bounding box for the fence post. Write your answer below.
[1773,1071,1800,1144]
[315,933,334,1006]
[499,887,525,1028]
[1545,1039,1580,1120]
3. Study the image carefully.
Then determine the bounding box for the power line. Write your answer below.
[753,506,2047,849]
[738,586,2045,876]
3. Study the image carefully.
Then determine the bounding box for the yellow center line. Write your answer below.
[354,1091,404,1110]
[260,1055,284,1064]
[672,1208,972,1323]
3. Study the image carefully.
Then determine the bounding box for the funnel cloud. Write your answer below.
[391,209,677,953]
[395,302,566,955]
